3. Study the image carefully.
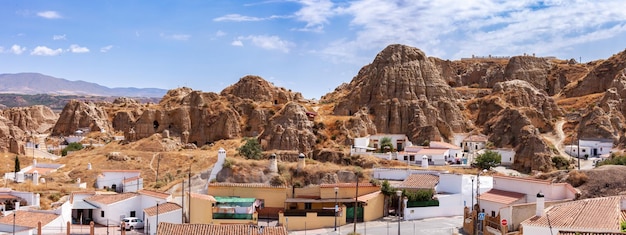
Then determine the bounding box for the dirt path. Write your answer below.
[543,118,570,158]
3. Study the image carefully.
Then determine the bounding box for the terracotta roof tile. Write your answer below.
[355,191,381,202]
[522,196,623,231]
[429,141,462,150]
[493,175,579,195]
[559,232,626,235]
[138,189,169,199]
[189,192,216,202]
[209,183,287,189]
[0,211,59,228]
[157,223,288,235]
[144,202,181,216]
[398,174,439,189]
[100,169,141,173]
[414,148,449,155]
[0,194,18,200]
[479,189,525,205]
[123,176,141,183]
[463,134,488,142]
[85,193,138,205]
[25,167,56,174]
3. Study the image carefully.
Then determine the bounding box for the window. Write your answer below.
[305,203,312,210]
[491,211,496,217]
[101,211,104,217]
[582,149,586,153]
[130,211,136,217]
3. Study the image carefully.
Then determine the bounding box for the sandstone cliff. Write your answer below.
[259,102,317,153]
[563,49,626,97]
[326,44,471,143]
[52,100,111,136]
[1,105,58,134]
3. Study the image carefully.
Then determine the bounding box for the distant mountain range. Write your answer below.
[0,73,167,97]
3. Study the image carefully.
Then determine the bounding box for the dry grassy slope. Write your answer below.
[538,165,626,199]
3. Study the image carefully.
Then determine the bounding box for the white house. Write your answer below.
[521,196,624,235]
[84,193,142,226]
[580,138,614,157]
[0,210,64,235]
[0,188,41,211]
[143,202,182,235]
[564,145,592,159]
[429,141,462,162]
[566,138,614,158]
[401,173,493,220]
[478,175,578,231]
[96,170,142,192]
[493,148,515,165]
[351,134,411,153]
[414,148,449,165]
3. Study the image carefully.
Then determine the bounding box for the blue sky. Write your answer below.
[1,0,626,99]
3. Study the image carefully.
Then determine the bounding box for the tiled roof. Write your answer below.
[209,182,287,189]
[355,191,381,202]
[429,141,462,150]
[123,176,141,183]
[157,223,288,235]
[414,148,449,155]
[622,210,626,221]
[493,175,579,195]
[25,167,56,174]
[189,192,216,202]
[522,196,623,231]
[398,174,439,189]
[85,193,138,205]
[479,189,525,205]
[463,135,488,142]
[320,183,377,188]
[559,232,626,235]
[0,211,59,228]
[0,194,18,200]
[138,189,169,199]
[100,169,141,173]
[144,202,181,216]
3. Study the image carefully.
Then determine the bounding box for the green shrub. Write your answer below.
[552,156,570,170]
[237,138,262,160]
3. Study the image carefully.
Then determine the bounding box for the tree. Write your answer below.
[62,142,84,156]
[380,137,394,153]
[380,180,396,217]
[474,150,501,170]
[14,155,20,173]
[237,138,262,160]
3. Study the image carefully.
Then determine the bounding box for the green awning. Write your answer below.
[214,197,256,203]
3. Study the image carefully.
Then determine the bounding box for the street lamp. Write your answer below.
[475,169,488,235]
[334,186,339,232]
[396,190,402,235]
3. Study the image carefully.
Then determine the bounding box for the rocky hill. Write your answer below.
[3,44,626,175]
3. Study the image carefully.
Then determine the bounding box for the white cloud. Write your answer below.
[53,34,66,40]
[236,35,294,53]
[320,0,626,63]
[0,46,3,53]
[100,45,113,53]
[214,14,264,22]
[10,44,26,55]
[160,33,191,41]
[31,46,63,56]
[213,14,290,22]
[216,30,227,37]
[68,44,89,53]
[294,0,335,32]
[37,11,62,19]
[231,40,244,47]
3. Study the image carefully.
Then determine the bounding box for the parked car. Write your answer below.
[121,217,144,231]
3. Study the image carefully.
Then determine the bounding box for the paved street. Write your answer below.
[288,216,463,235]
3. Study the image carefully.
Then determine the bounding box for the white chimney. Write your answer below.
[32,170,39,186]
[35,193,40,207]
[33,159,37,167]
[297,153,306,171]
[87,163,92,170]
[218,148,227,162]
[14,201,20,211]
[536,192,545,217]
[421,155,429,168]
[269,154,278,173]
